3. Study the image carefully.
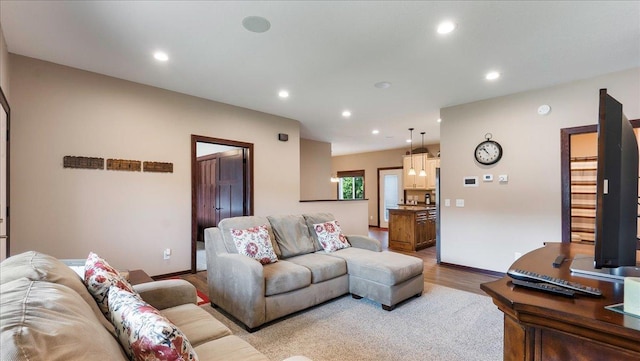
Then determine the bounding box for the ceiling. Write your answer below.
[1,1,639,155]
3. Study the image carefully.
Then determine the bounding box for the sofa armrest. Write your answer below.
[133,279,197,310]
[346,234,382,252]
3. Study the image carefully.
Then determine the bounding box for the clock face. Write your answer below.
[474,140,503,165]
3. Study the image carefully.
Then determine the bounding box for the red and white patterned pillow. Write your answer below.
[313,220,350,252]
[108,287,198,361]
[230,224,278,264]
[84,251,135,316]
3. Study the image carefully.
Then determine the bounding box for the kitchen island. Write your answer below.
[388,205,436,252]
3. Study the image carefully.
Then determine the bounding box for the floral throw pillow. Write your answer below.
[109,287,198,361]
[230,224,278,264]
[84,251,135,316]
[313,220,350,253]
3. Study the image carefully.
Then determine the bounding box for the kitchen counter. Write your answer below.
[392,204,435,211]
[388,207,436,251]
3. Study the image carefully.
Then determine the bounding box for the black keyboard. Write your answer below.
[510,279,576,297]
[507,268,602,297]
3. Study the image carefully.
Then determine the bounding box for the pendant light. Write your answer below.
[408,128,416,176]
[419,132,427,177]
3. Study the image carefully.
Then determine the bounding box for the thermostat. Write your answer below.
[463,176,479,187]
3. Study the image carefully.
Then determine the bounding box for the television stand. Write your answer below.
[570,254,640,281]
[481,243,640,360]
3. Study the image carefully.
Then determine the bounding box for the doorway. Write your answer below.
[560,119,640,244]
[378,167,403,228]
[191,135,253,273]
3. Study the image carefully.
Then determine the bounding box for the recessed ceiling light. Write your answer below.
[485,71,501,80]
[242,16,271,33]
[153,51,169,61]
[342,110,351,118]
[278,90,289,98]
[437,118,442,123]
[437,21,456,34]
[372,129,380,135]
[374,81,392,89]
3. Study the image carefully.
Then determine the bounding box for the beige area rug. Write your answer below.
[201,282,503,361]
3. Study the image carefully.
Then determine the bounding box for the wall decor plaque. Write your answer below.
[63,156,104,170]
[107,159,141,171]
[143,161,173,173]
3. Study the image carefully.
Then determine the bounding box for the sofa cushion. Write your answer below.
[0,251,115,333]
[161,303,232,347]
[108,287,198,361]
[230,224,278,264]
[267,214,316,258]
[263,260,311,296]
[0,278,128,361]
[286,253,347,284]
[85,252,135,316]
[302,212,336,251]
[313,220,351,253]
[194,335,269,361]
[329,249,424,286]
[218,216,281,257]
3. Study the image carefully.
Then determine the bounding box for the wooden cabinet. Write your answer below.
[425,158,440,189]
[388,207,436,251]
[403,155,439,190]
[481,243,640,361]
[403,154,426,189]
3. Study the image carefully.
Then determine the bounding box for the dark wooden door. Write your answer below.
[215,150,245,223]
[196,157,216,242]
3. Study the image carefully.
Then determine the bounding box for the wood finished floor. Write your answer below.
[179,227,502,297]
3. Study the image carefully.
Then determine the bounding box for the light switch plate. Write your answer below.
[456,199,464,207]
[483,174,493,182]
[498,174,508,182]
[444,199,451,207]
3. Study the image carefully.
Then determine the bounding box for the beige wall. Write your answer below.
[440,67,640,273]
[9,55,367,275]
[300,138,334,200]
[331,145,440,226]
[571,133,597,158]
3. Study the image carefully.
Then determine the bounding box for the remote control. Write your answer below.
[553,255,566,268]
[511,279,575,297]
[507,268,602,297]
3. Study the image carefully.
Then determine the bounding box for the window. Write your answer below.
[337,170,364,200]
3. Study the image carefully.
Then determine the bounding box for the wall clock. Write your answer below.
[474,133,503,165]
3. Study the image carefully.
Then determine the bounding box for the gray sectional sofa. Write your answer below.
[205,213,424,331]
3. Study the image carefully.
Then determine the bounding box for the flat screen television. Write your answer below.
[570,89,640,281]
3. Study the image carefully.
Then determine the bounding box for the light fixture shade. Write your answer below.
[419,131,426,176]
[408,168,416,176]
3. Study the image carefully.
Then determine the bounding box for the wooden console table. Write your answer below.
[481,243,640,361]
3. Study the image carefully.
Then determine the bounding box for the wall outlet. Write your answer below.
[514,252,522,260]
[163,248,171,260]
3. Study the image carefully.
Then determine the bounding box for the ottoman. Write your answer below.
[328,248,424,310]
